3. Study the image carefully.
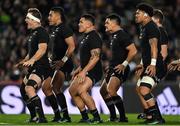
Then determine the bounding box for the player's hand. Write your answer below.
[135,64,144,77]
[14,61,24,68]
[145,65,156,77]
[72,69,80,80]
[105,66,109,74]
[168,62,180,71]
[114,64,126,74]
[177,64,180,71]
[23,59,35,67]
[52,60,65,70]
[76,71,86,84]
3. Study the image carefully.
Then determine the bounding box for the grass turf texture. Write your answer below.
[0,114,179,125]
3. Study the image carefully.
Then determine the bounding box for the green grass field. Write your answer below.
[0,114,179,125]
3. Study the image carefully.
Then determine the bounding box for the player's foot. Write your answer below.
[36,117,48,123]
[26,117,38,123]
[146,119,163,125]
[51,116,62,122]
[159,118,165,124]
[107,117,118,122]
[118,117,128,122]
[61,116,71,122]
[90,118,103,124]
[78,118,91,123]
[137,113,146,119]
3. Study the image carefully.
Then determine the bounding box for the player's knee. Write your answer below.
[99,86,105,96]
[139,85,151,96]
[107,88,116,96]
[69,86,75,96]
[42,85,52,96]
[142,93,154,102]
[26,80,38,90]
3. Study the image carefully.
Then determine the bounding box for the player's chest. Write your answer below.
[80,35,90,49]
[110,34,121,48]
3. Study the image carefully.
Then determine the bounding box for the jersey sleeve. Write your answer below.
[121,32,132,47]
[160,28,168,45]
[89,33,102,50]
[62,25,73,39]
[38,29,49,44]
[146,24,160,40]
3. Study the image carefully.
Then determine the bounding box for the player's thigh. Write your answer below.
[52,71,65,89]
[28,73,42,87]
[69,77,79,95]
[100,79,108,95]
[42,77,52,95]
[78,77,93,95]
[107,76,121,93]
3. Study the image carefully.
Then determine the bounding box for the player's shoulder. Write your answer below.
[37,27,48,33]
[146,21,158,29]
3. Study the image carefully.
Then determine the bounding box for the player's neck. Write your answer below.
[112,26,122,33]
[32,23,41,29]
[142,18,151,26]
[157,23,162,27]
[55,20,62,26]
[85,26,95,33]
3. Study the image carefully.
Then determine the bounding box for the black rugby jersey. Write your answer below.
[27,26,49,67]
[79,30,102,73]
[110,29,132,67]
[49,23,73,60]
[139,21,163,67]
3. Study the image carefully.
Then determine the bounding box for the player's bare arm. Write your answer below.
[77,48,100,83]
[52,36,75,69]
[146,38,157,76]
[114,43,137,74]
[23,43,47,67]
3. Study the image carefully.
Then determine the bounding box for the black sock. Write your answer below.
[104,97,116,119]
[90,109,100,120]
[27,101,36,118]
[56,93,69,118]
[155,101,162,119]
[112,95,126,120]
[148,105,159,119]
[144,108,149,114]
[80,109,89,120]
[47,94,61,119]
[20,83,36,118]
[30,95,45,119]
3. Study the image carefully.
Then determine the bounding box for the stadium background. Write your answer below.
[0,0,180,115]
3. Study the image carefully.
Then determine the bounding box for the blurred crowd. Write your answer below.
[0,0,180,83]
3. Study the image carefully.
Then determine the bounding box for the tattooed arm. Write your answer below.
[145,38,158,76]
[76,48,101,83]
[81,48,101,73]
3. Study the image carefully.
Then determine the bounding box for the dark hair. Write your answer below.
[28,8,42,21]
[106,13,121,25]
[81,14,95,25]
[136,3,154,17]
[50,7,66,22]
[153,9,164,24]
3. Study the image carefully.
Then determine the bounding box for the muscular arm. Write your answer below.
[125,43,137,63]
[149,38,158,60]
[23,54,30,62]
[64,36,75,58]
[161,44,168,61]
[81,48,101,73]
[30,43,47,62]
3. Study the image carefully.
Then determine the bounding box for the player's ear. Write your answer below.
[144,13,148,17]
